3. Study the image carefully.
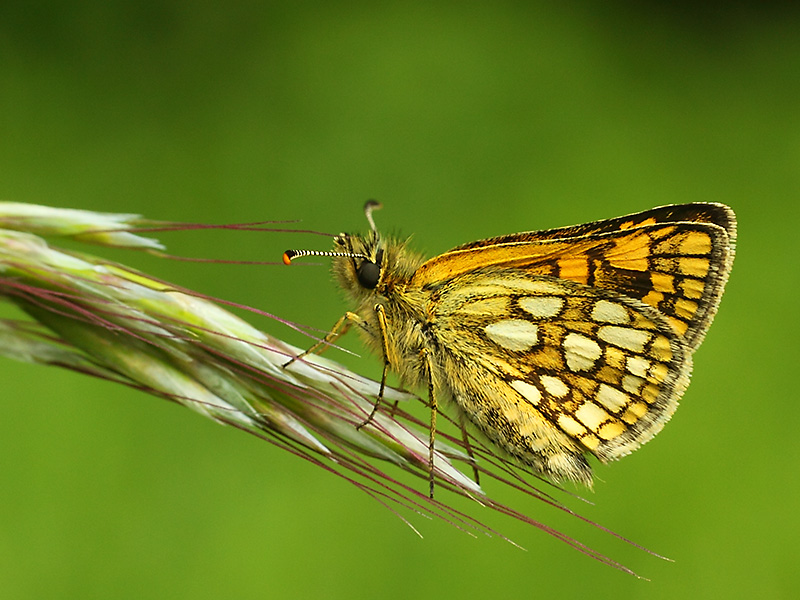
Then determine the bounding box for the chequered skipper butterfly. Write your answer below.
[284,201,736,496]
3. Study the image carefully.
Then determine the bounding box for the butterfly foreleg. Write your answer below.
[282,311,361,368]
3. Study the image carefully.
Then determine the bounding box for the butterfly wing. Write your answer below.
[413,203,736,352]
[423,270,692,484]
[449,202,736,250]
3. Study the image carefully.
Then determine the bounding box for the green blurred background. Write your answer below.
[1,2,798,598]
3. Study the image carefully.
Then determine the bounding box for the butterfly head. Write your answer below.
[283,201,422,302]
[332,231,383,289]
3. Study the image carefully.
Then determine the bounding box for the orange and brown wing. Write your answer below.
[411,203,736,352]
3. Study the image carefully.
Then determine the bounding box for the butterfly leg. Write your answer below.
[420,347,438,498]
[356,304,391,429]
[281,311,359,368]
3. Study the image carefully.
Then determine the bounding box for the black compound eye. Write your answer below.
[356,260,380,289]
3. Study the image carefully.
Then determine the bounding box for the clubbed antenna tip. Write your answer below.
[282,250,299,265]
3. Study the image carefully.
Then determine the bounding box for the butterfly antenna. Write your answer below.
[282,248,369,265]
[364,199,382,233]
[284,200,382,265]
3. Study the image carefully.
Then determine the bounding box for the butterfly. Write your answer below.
[284,201,736,496]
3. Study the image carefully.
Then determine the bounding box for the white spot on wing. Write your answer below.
[558,414,586,436]
[563,332,603,372]
[622,374,645,394]
[511,380,542,406]
[540,375,570,398]
[626,356,650,377]
[596,383,629,412]
[485,319,539,351]
[575,401,610,431]
[591,300,630,324]
[519,296,564,319]
[598,326,652,353]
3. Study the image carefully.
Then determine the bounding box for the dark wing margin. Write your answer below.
[451,203,736,254]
